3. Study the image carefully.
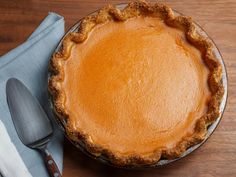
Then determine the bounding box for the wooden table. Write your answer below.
[1,0,235,176]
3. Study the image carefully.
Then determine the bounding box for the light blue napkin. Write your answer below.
[0,12,65,177]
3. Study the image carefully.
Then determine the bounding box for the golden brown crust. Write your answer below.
[48,0,224,167]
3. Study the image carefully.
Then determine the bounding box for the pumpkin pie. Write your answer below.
[49,1,224,166]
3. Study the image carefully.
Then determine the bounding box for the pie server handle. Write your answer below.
[40,148,62,177]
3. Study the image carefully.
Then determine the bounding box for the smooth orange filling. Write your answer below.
[63,17,210,156]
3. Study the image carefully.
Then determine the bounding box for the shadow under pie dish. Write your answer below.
[49,0,226,167]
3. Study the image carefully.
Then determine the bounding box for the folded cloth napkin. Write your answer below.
[0,12,65,177]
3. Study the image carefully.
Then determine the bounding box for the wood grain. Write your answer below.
[0,0,235,177]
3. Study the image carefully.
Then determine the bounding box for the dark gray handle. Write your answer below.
[40,148,62,177]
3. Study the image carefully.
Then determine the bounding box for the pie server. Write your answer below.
[6,78,62,177]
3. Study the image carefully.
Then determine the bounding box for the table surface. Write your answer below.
[1,0,235,177]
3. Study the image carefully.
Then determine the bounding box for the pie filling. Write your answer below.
[63,17,210,156]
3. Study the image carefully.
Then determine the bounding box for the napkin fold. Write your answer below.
[0,12,65,177]
[0,121,32,177]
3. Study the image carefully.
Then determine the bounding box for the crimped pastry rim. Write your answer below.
[48,0,225,167]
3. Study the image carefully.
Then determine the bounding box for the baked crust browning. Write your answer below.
[48,0,224,167]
